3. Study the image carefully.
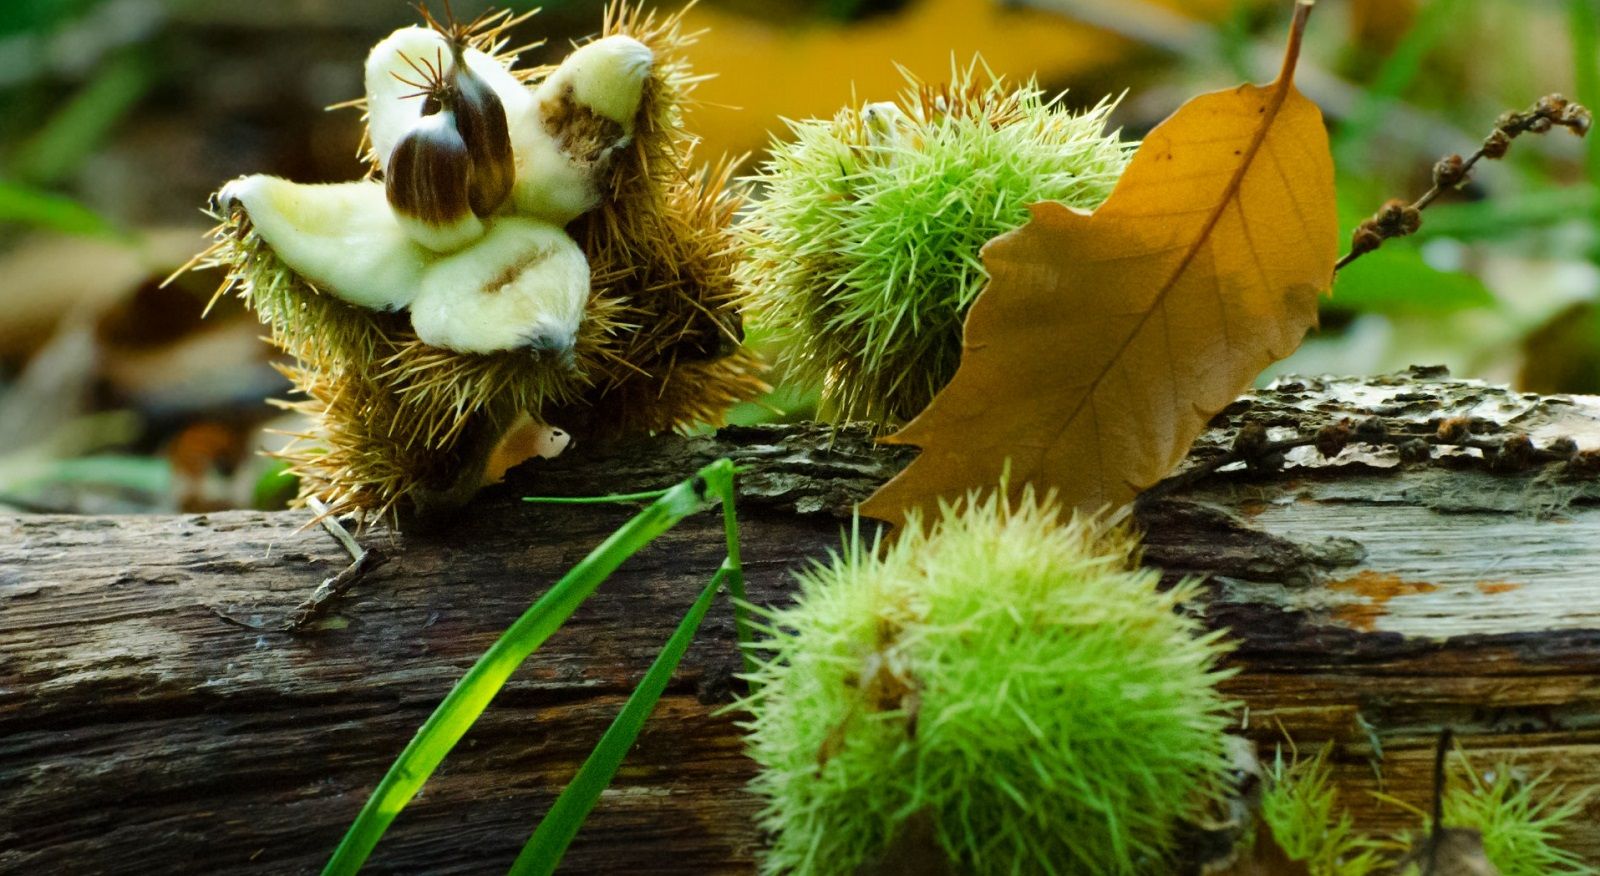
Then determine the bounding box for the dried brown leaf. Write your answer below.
[861,2,1337,530]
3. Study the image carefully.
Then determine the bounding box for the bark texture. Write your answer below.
[4,369,1600,874]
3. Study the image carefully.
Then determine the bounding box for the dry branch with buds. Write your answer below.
[1336,93,1593,272]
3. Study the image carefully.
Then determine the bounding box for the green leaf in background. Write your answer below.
[0,454,170,500]
[1570,0,1600,192]
[6,48,156,186]
[0,179,124,237]
[250,459,299,511]
[1329,245,1496,316]
[0,0,105,38]
[1418,186,1597,241]
[1332,185,1497,316]
[723,380,820,427]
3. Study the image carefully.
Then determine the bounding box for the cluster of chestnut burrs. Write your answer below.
[216,8,654,357]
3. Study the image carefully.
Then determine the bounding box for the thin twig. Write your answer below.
[309,496,363,560]
[280,497,386,632]
[282,547,389,631]
[1335,94,1591,272]
[208,604,272,632]
[1422,727,1455,875]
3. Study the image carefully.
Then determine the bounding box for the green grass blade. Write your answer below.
[507,566,728,876]
[522,488,672,504]
[322,465,725,876]
[717,475,759,686]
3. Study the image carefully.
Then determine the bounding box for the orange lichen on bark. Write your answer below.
[1329,570,1439,632]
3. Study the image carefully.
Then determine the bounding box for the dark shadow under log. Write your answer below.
[3,369,1600,874]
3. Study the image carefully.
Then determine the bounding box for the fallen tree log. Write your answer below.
[3,368,1600,874]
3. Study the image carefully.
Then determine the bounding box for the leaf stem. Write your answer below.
[1279,1,1314,87]
[522,488,673,504]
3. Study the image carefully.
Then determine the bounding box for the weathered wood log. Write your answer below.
[4,368,1600,874]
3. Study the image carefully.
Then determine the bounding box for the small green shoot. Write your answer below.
[508,563,728,875]
[1444,764,1595,876]
[524,467,756,681]
[324,458,748,875]
[1381,744,1596,876]
[1259,744,1387,876]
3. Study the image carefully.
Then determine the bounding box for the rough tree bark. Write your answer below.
[4,368,1600,875]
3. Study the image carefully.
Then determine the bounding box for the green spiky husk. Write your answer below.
[1258,746,1387,876]
[741,64,1132,428]
[203,3,765,522]
[551,2,768,437]
[740,488,1236,874]
[1401,758,1595,876]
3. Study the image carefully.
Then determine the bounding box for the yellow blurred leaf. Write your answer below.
[862,2,1336,529]
[682,0,1232,163]
[1349,0,1419,55]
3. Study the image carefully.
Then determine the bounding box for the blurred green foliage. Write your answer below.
[0,180,125,238]
[1298,0,1600,392]
[0,0,147,238]
[2,0,1600,512]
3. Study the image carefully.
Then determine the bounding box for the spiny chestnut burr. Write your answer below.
[539,35,655,132]
[408,218,591,356]
[514,35,654,224]
[215,175,429,312]
[741,491,1235,874]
